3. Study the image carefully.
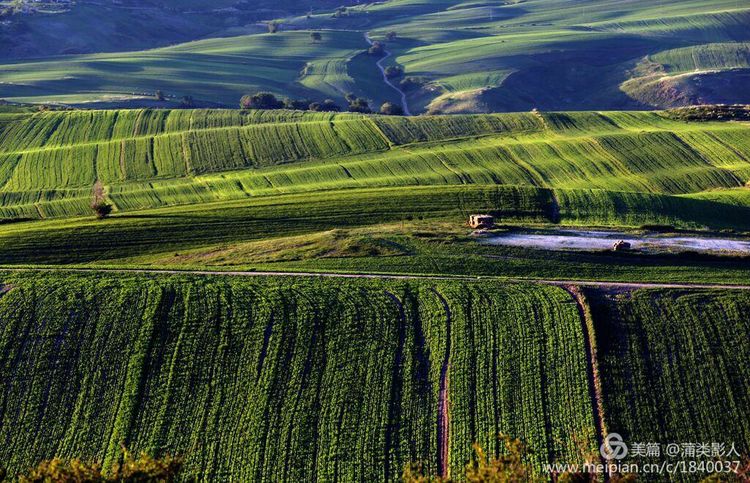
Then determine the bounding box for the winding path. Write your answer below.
[364,33,412,116]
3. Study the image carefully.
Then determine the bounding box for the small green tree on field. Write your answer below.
[283,97,311,110]
[380,102,404,116]
[155,90,165,101]
[91,180,112,219]
[348,97,371,113]
[386,31,397,41]
[268,21,280,33]
[311,32,322,42]
[309,99,341,112]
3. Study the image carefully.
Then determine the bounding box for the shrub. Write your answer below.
[348,97,371,114]
[240,92,284,110]
[310,32,322,42]
[399,77,425,92]
[92,200,113,219]
[154,90,165,101]
[310,99,341,112]
[380,102,404,116]
[283,98,311,110]
[91,180,113,219]
[385,31,397,41]
[15,448,183,482]
[267,21,279,33]
[385,66,403,79]
[368,41,386,56]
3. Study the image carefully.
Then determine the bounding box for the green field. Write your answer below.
[0,273,596,479]
[2,1,750,480]
[589,288,750,468]
[2,0,749,112]
[2,107,750,285]
[2,274,749,480]
[2,108,750,224]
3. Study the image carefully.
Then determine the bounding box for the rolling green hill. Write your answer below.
[2,108,749,226]
[2,0,749,111]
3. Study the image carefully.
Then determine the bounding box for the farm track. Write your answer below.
[5,267,750,291]
[431,289,452,479]
[364,33,412,116]
[562,286,609,469]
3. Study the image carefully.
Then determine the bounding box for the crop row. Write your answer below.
[587,288,750,473]
[0,274,594,480]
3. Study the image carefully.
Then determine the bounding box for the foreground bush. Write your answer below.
[12,449,182,483]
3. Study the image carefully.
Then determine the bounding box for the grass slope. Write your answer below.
[0,31,382,107]
[1,108,749,228]
[2,0,749,111]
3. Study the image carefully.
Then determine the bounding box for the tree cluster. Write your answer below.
[240,92,403,115]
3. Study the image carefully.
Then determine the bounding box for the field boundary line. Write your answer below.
[431,289,452,479]
[5,267,750,290]
[562,286,609,471]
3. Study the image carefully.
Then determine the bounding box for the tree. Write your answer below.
[267,21,279,33]
[310,32,322,43]
[240,92,283,110]
[348,97,371,114]
[91,180,112,219]
[400,76,425,92]
[368,41,386,56]
[310,99,341,112]
[384,65,403,79]
[154,90,165,101]
[385,31,397,41]
[15,447,183,482]
[283,98,311,110]
[380,102,404,116]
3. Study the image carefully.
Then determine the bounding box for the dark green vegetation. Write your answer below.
[0,0,358,59]
[2,274,749,481]
[590,288,750,467]
[1,0,748,111]
[0,273,595,480]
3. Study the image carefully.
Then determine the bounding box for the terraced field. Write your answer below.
[2,108,750,228]
[0,273,595,480]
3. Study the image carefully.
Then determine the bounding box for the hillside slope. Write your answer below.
[2,108,749,228]
[2,0,749,111]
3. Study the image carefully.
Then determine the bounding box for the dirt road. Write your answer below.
[5,267,750,290]
[364,33,412,116]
